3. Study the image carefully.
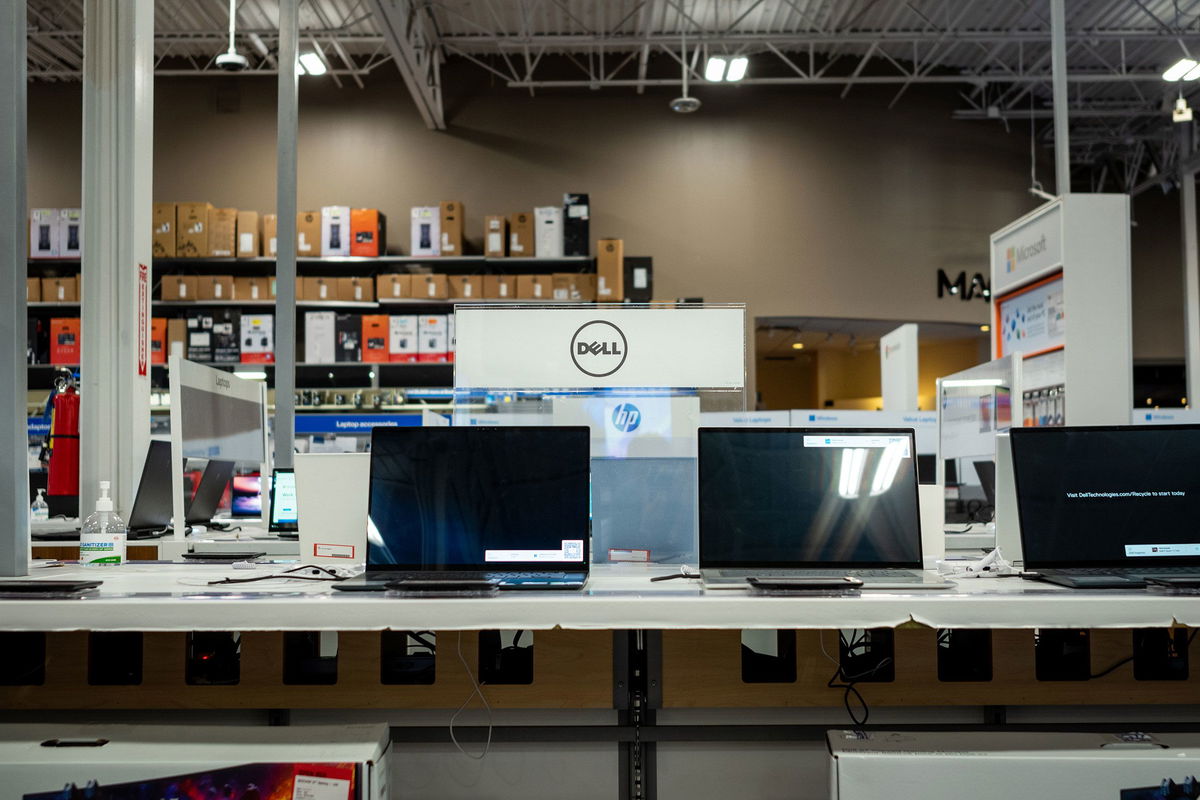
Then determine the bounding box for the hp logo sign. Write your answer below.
[611,403,641,433]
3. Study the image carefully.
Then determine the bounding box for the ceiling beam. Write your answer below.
[368,0,445,130]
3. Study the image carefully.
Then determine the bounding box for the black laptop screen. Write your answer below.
[367,426,591,570]
[1010,425,1200,568]
[699,428,922,568]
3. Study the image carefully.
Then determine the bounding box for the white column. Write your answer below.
[1180,126,1200,409]
[880,324,920,411]
[1050,0,1070,194]
[79,0,154,515]
[275,0,299,469]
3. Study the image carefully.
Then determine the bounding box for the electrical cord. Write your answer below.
[450,631,493,761]
[1089,629,1198,679]
[206,565,347,585]
[821,630,893,729]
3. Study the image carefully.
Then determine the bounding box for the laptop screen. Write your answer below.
[367,426,591,570]
[269,469,298,531]
[699,428,922,568]
[1010,425,1200,567]
[128,440,174,532]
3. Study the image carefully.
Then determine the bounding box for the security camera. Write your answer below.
[216,51,249,72]
[670,96,701,113]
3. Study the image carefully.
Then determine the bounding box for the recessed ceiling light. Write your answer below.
[980,324,990,332]
[792,342,805,350]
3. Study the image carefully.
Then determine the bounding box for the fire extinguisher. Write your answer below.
[46,373,80,498]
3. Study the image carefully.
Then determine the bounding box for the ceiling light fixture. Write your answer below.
[725,56,748,82]
[792,342,805,350]
[298,51,327,76]
[704,55,749,82]
[1164,58,1199,81]
[980,324,991,332]
[705,57,727,82]
[670,33,701,113]
[1174,97,1194,123]
[214,0,249,72]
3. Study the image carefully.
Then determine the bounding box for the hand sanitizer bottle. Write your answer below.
[79,481,126,566]
[30,489,49,522]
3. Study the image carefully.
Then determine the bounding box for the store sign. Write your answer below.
[991,203,1063,294]
[937,270,990,301]
[455,306,745,389]
[996,274,1064,358]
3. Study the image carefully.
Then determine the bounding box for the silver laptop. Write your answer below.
[698,427,954,590]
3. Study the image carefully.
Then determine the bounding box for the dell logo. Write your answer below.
[570,320,628,378]
[612,402,641,433]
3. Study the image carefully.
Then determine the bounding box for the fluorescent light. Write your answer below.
[235,370,268,381]
[942,378,1004,388]
[705,56,727,82]
[1186,63,1200,81]
[725,56,748,82]
[1163,58,1198,81]
[299,52,327,76]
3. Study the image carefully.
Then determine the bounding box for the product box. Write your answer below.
[262,213,278,257]
[26,278,41,302]
[597,237,625,302]
[508,211,534,256]
[297,211,321,256]
[417,314,448,362]
[828,731,1200,800]
[484,215,508,257]
[234,276,272,301]
[0,723,390,800]
[336,313,362,362]
[410,206,440,257]
[197,275,235,301]
[50,318,80,364]
[361,314,389,363]
[304,311,336,363]
[29,209,59,259]
[624,255,653,302]
[167,318,187,360]
[152,203,176,257]
[483,275,516,299]
[41,277,78,303]
[185,310,213,361]
[448,275,482,300]
[388,315,419,362]
[439,200,464,256]
[240,313,274,363]
[551,273,572,300]
[176,202,213,257]
[321,205,351,257]
[207,207,237,257]
[303,277,337,302]
[27,318,48,364]
[149,317,167,365]
[161,275,199,302]
[210,308,241,363]
[338,277,375,303]
[412,273,449,300]
[516,274,553,300]
[376,273,412,300]
[59,208,82,258]
[563,192,590,256]
[236,210,260,257]
[350,208,386,257]
[552,272,598,301]
[534,206,564,258]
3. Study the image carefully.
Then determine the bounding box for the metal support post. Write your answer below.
[0,1,29,576]
[1180,122,1200,409]
[275,0,299,469]
[79,0,154,515]
[616,630,661,800]
[1050,0,1070,194]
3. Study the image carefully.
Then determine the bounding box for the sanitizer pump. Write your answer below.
[79,481,126,566]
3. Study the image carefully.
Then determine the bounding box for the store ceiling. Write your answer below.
[755,316,987,358]
[23,0,1200,191]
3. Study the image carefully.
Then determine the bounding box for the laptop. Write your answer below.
[295,452,370,565]
[268,468,299,537]
[698,428,955,590]
[338,425,591,590]
[1011,425,1200,588]
[185,459,236,528]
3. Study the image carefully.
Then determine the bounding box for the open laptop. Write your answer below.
[185,459,236,528]
[268,468,299,537]
[698,427,954,589]
[1011,425,1200,588]
[338,425,591,590]
[295,452,370,565]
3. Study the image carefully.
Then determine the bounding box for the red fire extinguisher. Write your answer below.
[47,383,80,498]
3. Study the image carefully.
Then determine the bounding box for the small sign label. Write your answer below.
[314,543,355,559]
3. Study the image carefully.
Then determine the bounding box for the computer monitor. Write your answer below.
[127,440,174,537]
[366,426,591,570]
[231,475,261,517]
[268,468,298,533]
[185,460,236,527]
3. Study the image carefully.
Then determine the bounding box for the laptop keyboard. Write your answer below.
[1064,567,1200,576]
[718,569,918,579]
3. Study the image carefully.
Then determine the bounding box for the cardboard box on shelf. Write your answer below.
[304,311,336,363]
[516,274,553,300]
[417,314,448,362]
[551,273,572,300]
[167,318,187,360]
[439,201,464,256]
[50,318,80,364]
[624,256,653,302]
[162,275,199,302]
[337,277,375,303]
[152,203,176,257]
[483,275,516,300]
[597,238,624,302]
[262,214,278,257]
[508,211,534,256]
[233,276,272,301]
[321,205,351,257]
[388,315,419,362]
[336,313,362,362]
[210,308,241,363]
[150,317,167,365]
[185,310,214,362]
[197,275,235,301]
[376,273,412,300]
[350,208,386,257]
[296,211,321,256]
[448,275,482,300]
[58,208,82,258]
[412,273,449,300]
[236,210,260,257]
[574,273,598,302]
[484,215,508,257]
[361,315,389,363]
[410,206,440,256]
[534,206,563,258]
[303,276,337,302]
[176,202,213,257]
[29,209,59,259]
[563,192,590,256]
[207,208,237,257]
[41,277,78,303]
[26,278,41,302]
[240,313,274,363]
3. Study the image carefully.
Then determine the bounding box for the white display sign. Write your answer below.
[699,411,791,427]
[1133,408,1200,425]
[991,201,1063,295]
[996,274,1064,358]
[454,306,745,389]
[554,395,699,458]
[790,409,938,455]
[880,324,919,411]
